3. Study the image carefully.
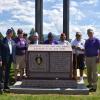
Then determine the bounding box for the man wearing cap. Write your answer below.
[71,32,85,83]
[58,33,70,46]
[85,29,100,92]
[2,29,16,90]
[14,28,28,81]
[44,32,58,44]
[30,32,39,44]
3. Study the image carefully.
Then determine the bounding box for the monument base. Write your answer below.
[10,81,89,95]
[21,79,77,88]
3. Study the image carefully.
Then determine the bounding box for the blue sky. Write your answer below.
[0,0,100,39]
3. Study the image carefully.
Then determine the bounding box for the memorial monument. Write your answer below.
[22,45,76,88]
[10,45,89,94]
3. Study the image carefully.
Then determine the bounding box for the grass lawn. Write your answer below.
[0,64,100,100]
[0,89,100,100]
[97,63,100,73]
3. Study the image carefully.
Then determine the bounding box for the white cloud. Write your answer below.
[0,0,35,21]
[69,24,100,40]
[0,0,19,13]
[0,0,62,35]
[0,0,35,35]
[70,7,77,15]
[13,15,34,24]
[70,2,86,21]
[43,2,63,34]
[0,21,34,36]
[69,0,100,39]
[43,22,58,34]
[81,0,99,6]
[0,0,100,40]
[70,1,78,7]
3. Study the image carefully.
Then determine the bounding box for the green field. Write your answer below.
[0,90,100,100]
[97,63,100,73]
[0,64,100,100]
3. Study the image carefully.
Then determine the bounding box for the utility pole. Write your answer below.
[35,0,44,42]
[63,0,69,40]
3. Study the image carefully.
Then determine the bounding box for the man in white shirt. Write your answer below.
[58,33,70,46]
[71,32,85,83]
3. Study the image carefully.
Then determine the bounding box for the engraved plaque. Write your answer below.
[28,52,49,72]
[28,44,72,51]
[50,52,71,72]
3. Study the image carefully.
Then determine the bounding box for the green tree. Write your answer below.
[29,28,35,41]
[0,32,4,40]
[29,28,35,36]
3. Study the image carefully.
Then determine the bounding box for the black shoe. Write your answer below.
[4,86,10,93]
[0,90,3,94]
[89,88,96,92]
[87,85,93,88]
[4,86,10,89]
[0,89,3,94]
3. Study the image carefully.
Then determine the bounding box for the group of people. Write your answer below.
[0,28,99,94]
[71,29,100,92]
[0,28,70,94]
[0,28,28,94]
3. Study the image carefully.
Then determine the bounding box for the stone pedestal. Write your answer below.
[22,45,76,88]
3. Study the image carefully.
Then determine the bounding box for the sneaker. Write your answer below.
[78,80,84,84]
[80,79,84,83]
[78,77,84,84]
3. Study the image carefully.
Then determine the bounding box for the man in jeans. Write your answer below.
[71,32,85,82]
[85,29,100,92]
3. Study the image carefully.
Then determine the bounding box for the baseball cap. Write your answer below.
[17,28,23,34]
[87,29,93,33]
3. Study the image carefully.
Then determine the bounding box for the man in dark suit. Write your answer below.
[0,39,3,93]
[2,29,16,90]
